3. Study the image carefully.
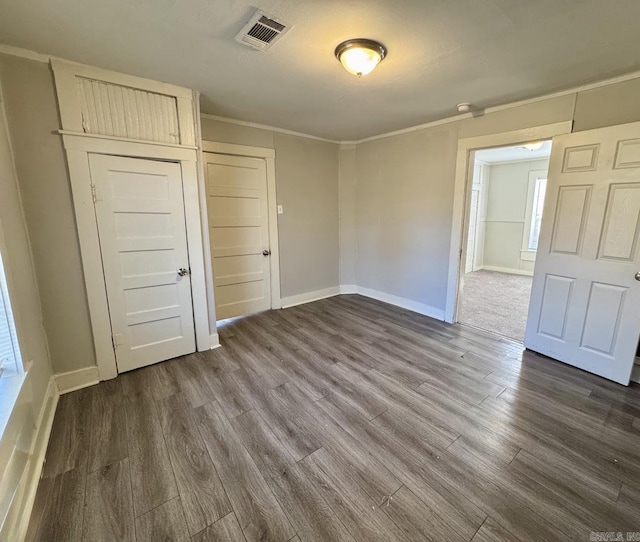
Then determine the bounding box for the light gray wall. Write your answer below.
[349,80,640,314]
[573,78,640,132]
[0,76,53,536]
[3,50,640,378]
[339,146,357,286]
[483,158,549,273]
[355,122,460,311]
[274,133,339,297]
[200,118,340,299]
[0,53,94,374]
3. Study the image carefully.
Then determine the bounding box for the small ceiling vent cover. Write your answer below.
[235,11,291,51]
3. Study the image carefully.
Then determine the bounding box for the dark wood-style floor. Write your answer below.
[26,295,640,541]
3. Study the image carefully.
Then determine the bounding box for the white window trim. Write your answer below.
[0,220,27,439]
[53,61,210,380]
[521,169,548,258]
[445,121,573,324]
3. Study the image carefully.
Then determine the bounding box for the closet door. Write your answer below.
[90,154,195,373]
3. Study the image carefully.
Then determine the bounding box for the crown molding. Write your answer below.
[200,113,341,145]
[0,43,50,63]
[3,41,640,146]
[345,69,640,144]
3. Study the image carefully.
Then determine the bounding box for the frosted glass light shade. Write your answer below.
[523,141,544,150]
[335,39,387,77]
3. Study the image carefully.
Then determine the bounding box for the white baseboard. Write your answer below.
[210,333,221,350]
[54,366,99,394]
[3,378,58,541]
[339,284,357,294]
[480,265,534,277]
[281,286,340,309]
[355,286,446,321]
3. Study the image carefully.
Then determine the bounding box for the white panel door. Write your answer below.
[204,153,272,320]
[89,154,195,373]
[525,122,640,384]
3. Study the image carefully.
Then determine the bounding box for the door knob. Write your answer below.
[262,249,271,256]
[636,272,640,282]
[177,268,190,277]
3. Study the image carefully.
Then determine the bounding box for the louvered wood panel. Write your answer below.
[76,77,180,144]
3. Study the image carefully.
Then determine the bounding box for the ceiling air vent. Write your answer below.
[235,11,291,51]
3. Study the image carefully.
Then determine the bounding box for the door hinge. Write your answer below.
[112,333,124,350]
[91,184,102,203]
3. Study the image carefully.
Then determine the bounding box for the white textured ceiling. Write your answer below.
[1,0,640,140]
[476,141,552,164]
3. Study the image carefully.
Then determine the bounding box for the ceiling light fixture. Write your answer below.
[335,38,387,77]
[522,141,544,151]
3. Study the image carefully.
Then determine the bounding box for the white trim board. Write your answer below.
[480,266,534,277]
[210,333,221,350]
[55,366,99,394]
[356,287,446,321]
[339,285,357,295]
[281,287,340,309]
[1,378,58,541]
[202,140,275,158]
[281,286,445,322]
[445,121,573,324]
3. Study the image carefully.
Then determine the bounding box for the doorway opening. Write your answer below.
[457,140,552,343]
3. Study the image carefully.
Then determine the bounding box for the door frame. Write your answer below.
[62,134,210,380]
[201,141,282,315]
[444,121,573,324]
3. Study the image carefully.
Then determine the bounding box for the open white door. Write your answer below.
[90,154,196,373]
[204,153,272,320]
[525,122,640,385]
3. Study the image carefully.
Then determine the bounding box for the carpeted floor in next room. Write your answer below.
[459,269,533,343]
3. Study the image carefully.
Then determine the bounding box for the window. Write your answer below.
[527,176,547,251]
[0,251,22,378]
[521,169,549,260]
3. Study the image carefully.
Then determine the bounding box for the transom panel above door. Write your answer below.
[204,153,272,320]
[89,154,196,373]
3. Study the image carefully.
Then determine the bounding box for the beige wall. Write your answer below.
[0,75,53,537]
[482,158,549,273]
[201,118,340,299]
[0,54,94,375]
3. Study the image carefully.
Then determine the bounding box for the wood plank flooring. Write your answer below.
[26,294,640,541]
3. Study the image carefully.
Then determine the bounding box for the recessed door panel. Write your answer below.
[562,144,599,172]
[537,275,574,340]
[614,138,640,169]
[580,282,627,356]
[598,183,640,261]
[550,186,591,255]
